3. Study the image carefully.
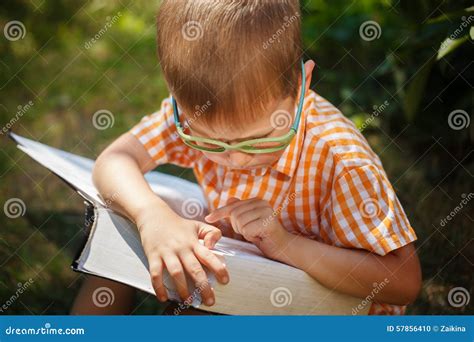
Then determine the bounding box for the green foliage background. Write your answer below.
[0,0,472,314]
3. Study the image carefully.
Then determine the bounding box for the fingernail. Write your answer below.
[206,298,214,306]
[222,276,229,283]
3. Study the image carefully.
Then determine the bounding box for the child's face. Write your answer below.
[187,96,296,170]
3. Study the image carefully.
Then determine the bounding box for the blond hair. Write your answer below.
[157,0,302,130]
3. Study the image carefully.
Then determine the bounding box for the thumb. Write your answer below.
[205,197,240,222]
[198,223,222,249]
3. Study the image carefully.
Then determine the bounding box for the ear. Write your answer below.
[303,60,315,95]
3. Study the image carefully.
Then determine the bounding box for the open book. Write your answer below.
[9,132,369,315]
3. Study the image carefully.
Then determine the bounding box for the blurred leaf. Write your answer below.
[470,26,474,39]
[437,35,470,60]
[403,56,436,122]
[426,6,474,23]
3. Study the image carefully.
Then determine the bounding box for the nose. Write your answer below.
[228,151,253,167]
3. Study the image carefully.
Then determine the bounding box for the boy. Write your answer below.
[71,0,421,315]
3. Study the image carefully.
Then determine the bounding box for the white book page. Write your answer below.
[10,132,208,218]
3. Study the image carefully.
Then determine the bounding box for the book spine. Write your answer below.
[83,201,95,235]
[71,202,96,270]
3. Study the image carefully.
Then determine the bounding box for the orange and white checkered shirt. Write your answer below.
[130,89,417,315]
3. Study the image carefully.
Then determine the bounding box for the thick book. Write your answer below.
[9,131,369,315]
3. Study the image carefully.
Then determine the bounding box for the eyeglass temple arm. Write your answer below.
[172,95,180,125]
[292,59,306,131]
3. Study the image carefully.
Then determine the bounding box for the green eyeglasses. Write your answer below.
[172,60,306,154]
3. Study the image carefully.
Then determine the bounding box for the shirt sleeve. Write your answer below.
[129,96,197,168]
[329,164,417,256]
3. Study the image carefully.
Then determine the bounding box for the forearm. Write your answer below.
[273,231,420,305]
[92,152,177,225]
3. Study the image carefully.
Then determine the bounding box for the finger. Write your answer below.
[228,209,241,235]
[241,219,269,243]
[179,252,215,306]
[194,243,229,285]
[205,197,261,222]
[227,197,240,204]
[197,223,222,249]
[148,258,168,302]
[236,208,264,229]
[223,197,241,226]
[162,254,189,301]
[230,203,267,234]
[232,202,268,222]
[204,204,235,222]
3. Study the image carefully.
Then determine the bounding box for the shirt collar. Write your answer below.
[269,92,309,178]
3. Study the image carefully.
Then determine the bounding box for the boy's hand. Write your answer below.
[205,197,290,259]
[136,207,229,306]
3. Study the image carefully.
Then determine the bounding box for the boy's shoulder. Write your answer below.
[304,90,364,141]
[303,90,383,175]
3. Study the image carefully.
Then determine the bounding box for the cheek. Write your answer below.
[252,153,278,163]
[202,152,227,164]
[261,150,285,162]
